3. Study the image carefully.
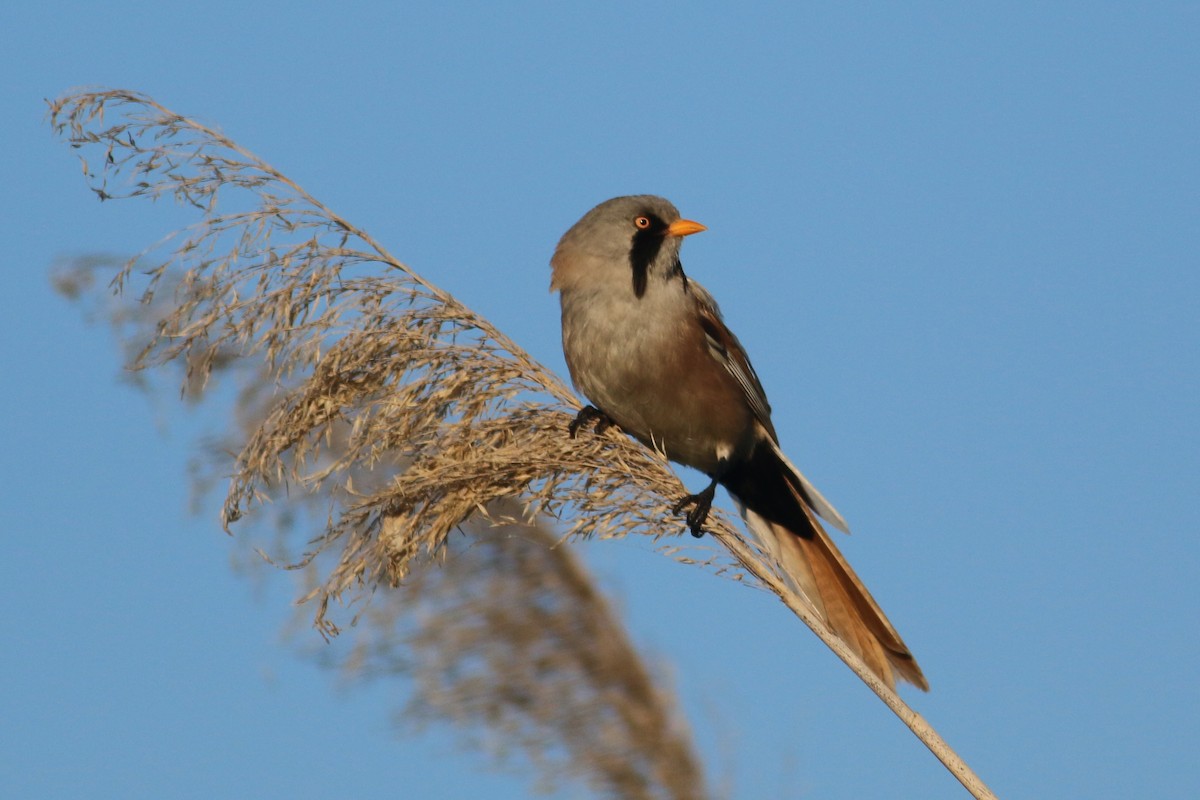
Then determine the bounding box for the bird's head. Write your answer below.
[551,195,706,297]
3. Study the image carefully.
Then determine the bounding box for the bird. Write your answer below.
[551,194,927,691]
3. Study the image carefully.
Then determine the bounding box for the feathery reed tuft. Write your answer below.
[49,89,743,623]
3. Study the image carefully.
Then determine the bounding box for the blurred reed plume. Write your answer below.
[49,89,994,800]
[344,510,706,799]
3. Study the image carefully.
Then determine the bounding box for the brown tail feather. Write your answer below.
[724,440,928,691]
[794,507,927,690]
[741,506,928,691]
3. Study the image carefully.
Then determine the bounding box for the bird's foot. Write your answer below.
[672,480,718,538]
[568,405,616,438]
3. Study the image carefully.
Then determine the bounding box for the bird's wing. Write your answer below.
[689,282,776,437]
[689,281,850,533]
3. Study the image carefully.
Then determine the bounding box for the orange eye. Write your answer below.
[634,216,651,229]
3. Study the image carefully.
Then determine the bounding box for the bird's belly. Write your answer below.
[621,372,754,475]
[563,292,755,476]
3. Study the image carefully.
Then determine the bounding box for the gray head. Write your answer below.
[551,195,706,298]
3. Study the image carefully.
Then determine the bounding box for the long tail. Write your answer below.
[722,439,928,692]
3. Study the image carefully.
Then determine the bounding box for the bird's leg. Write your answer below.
[568,405,617,438]
[672,457,733,537]
[672,476,719,537]
[673,454,735,538]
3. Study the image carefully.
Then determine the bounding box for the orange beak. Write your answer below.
[666,218,707,237]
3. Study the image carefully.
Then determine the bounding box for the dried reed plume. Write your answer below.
[345,510,706,799]
[49,89,996,800]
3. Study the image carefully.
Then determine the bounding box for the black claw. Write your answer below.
[568,405,616,439]
[672,481,718,538]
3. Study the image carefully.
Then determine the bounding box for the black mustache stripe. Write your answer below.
[628,216,668,298]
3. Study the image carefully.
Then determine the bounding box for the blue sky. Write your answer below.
[3,2,1197,797]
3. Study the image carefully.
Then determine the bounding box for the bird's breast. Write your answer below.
[560,284,755,475]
